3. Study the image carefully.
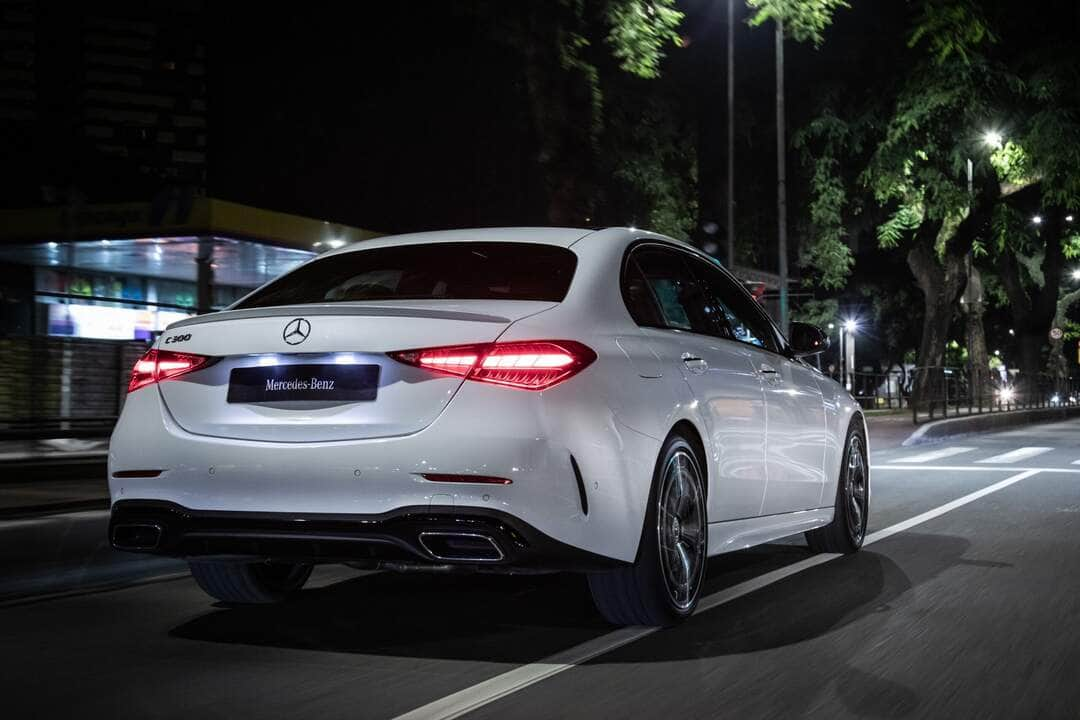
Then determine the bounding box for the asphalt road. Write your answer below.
[3,418,1080,719]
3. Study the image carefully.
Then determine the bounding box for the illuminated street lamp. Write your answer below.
[1033,215,1043,225]
[840,319,858,392]
[1072,269,1080,281]
[982,130,1004,149]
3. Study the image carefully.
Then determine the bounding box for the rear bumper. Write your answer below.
[109,500,627,572]
[109,378,661,564]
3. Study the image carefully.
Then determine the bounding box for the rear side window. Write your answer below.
[235,242,577,308]
[627,247,713,334]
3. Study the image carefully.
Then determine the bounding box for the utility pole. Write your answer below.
[775,18,789,334]
[726,0,736,269]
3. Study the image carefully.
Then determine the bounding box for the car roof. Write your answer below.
[319,227,599,258]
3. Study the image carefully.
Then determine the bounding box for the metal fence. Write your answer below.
[0,336,148,438]
[907,366,1080,423]
[827,364,1080,423]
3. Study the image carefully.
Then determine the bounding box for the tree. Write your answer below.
[796,0,1020,403]
[745,0,850,334]
[474,1,685,225]
[600,82,698,238]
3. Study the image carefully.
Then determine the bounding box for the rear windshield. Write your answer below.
[235,242,578,308]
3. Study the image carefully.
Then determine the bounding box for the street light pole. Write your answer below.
[846,328,856,392]
[775,18,789,336]
[843,320,858,392]
[726,0,736,269]
[839,326,846,389]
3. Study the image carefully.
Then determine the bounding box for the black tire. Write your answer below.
[588,433,708,626]
[805,420,869,554]
[188,560,313,604]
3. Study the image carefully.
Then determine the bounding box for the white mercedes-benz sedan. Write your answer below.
[108,227,868,626]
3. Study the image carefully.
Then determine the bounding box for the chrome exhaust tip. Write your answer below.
[418,531,504,562]
[111,523,163,551]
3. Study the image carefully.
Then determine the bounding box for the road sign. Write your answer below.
[1050,327,1063,340]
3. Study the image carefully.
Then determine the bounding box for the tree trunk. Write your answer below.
[1047,287,1080,393]
[997,206,1068,396]
[962,263,991,408]
[907,226,965,411]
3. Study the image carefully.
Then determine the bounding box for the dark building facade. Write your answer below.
[1,0,207,206]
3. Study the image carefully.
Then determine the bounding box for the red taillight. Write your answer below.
[389,340,596,390]
[127,348,215,393]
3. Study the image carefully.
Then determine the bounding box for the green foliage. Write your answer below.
[603,87,697,239]
[745,0,850,46]
[1064,235,1080,260]
[991,204,1027,253]
[979,273,1009,308]
[907,0,996,65]
[989,141,1034,186]
[792,109,867,288]
[555,0,685,143]
[877,204,924,249]
[603,0,684,79]
[792,298,838,329]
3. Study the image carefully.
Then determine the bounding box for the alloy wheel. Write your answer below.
[844,434,868,545]
[656,448,707,611]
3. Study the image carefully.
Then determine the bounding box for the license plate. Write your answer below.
[227,364,380,403]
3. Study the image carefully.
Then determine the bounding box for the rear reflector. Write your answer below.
[417,473,513,485]
[111,470,164,479]
[128,348,216,393]
[389,340,595,390]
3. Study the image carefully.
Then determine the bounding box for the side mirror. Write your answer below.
[789,322,829,357]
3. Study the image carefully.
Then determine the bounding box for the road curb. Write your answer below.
[902,406,1080,446]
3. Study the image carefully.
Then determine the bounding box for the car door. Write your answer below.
[627,245,768,522]
[686,256,827,515]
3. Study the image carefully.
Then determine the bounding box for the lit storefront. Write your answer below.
[0,198,380,340]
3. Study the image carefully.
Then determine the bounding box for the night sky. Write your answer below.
[208,1,910,241]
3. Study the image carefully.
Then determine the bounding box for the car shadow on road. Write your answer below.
[611,531,971,661]
[170,532,970,666]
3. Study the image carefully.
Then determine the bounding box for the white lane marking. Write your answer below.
[873,465,1080,473]
[864,469,1038,545]
[888,446,976,464]
[391,626,659,720]
[1072,459,1080,465]
[976,447,1053,464]
[391,469,1041,720]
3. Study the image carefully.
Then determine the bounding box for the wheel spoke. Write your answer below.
[675,542,693,599]
[849,494,863,531]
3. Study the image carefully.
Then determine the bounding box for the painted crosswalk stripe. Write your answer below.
[976,447,1053,464]
[889,446,976,464]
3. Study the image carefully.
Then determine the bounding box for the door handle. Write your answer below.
[758,363,781,382]
[681,353,708,374]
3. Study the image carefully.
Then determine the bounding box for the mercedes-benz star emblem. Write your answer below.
[282,318,311,345]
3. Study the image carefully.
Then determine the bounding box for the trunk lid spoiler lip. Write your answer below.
[165,303,527,330]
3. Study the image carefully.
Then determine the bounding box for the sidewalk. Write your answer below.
[0,437,109,516]
[0,437,109,464]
